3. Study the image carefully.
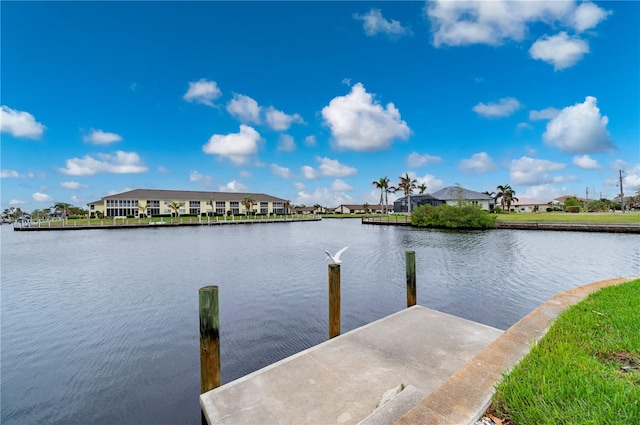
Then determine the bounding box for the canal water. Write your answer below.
[1,220,638,424]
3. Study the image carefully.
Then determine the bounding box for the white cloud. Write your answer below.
[219,180,249,193]
[473,97,521,118]
[1,169,20,178]
[529,107,560,121]
[321,82,410,151]
[529,32,589,70]
[33,192,53,202]
[157,166,170,174]
[517,122,533,130]
[317,157,357,177]
[190,170,212,183]
[414,173,446,193]
[572,155,601,170]
[572,2,611,32]
[294,182,305,191]
[543,96,613,154]
[202,124,263,165]
[271,164,292,179]
[425,0,575,47]
[510,156,566,185]
[83,129,123,145]
[70,195,83,204]
[265,107,304,131]
[1,105,46,139]
[331,179,352,192]
[9,199,27,205]
[277,134,296,152]
[301,166,318,179]
[226,94,261,124]
[521,184,566,202]
[407,151,442,168]
[459,152,497,174]
[354,9,412,37]
[296,187,355,208]
[60,181,88,190]
[183,78,222,106]
[304,135,317,147]
[59,151,148,176]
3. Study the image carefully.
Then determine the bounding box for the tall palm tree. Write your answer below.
[372,177,385,212]
[283,200,291,216]
[137,201,148,218]
[168,201,181,217]
[417,183,427,194]
[242,195,255,217]
[397,173,417,213]
[209,195,215,217]
[495,185,517,212]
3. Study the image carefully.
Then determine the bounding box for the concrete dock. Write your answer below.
[200,306,503,425]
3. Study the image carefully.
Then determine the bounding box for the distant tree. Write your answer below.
[53,202,72,220]
[397,173,417,214]
[168,201,181,217]
[242,195,255,216]
[283,200,291,215]
[417,183,427,194]
[495,185,516,213]
[363,202,370,214]
[137,201,148,218]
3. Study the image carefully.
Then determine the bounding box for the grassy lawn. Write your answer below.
[495,211,640,224]
[491,278,640,425]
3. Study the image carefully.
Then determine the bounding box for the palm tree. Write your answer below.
[283,200,291,216]
[363,202,370,214]
[137,201,148,218]
[397,173,417,214]
[313,203,322,214]
[168,201,181,217]
[495,185,517,212]
[242,195,255,217]
[417,183,427,194]
[372,177,385,212]
[53,202,72,220]
[209,196,215,217]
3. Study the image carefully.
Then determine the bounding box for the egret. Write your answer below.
[325,246,349,264]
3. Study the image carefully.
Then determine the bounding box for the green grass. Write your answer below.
[494,211,640,223]
[492,279,640,425]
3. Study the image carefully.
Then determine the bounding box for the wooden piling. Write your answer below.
[199,286,221,393]
[328,264,341,339]
[406,251,416,307]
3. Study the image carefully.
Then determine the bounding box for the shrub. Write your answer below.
[566,206,580,213]
[494,206,502,214]
[411,204,496,229]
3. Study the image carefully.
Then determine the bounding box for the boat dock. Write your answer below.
[200,277,632,425]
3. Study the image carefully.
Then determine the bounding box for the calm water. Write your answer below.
[1,220,638,424]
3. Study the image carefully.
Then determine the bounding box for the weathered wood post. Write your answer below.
[328,264,341,339]
[199,286,221,393]
[406,251,416,307]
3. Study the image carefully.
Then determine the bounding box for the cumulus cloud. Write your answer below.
[321,83,410,151]
[226,94,261,124]
[473,97,521,118]
[354,9,412,37]
[183,78,222,106]
[60,181,88,190]
[83,129,122,145]
[572,2,611,32]
[277,134,296,152]
[271,164,292,178]
[1,105,46,139]
[407,151,442,168]
[190,170,212,184]
[317,157,357,177]
[459,152,497,174]
[517,122,533,130]
[9,199,27,205]
[304,135,317,147]
[572,155,601,169]
[331,179,353,192]
[543,96,613,154]
[33,192,53,202]
[510,156,566,185]
[1,169,20,178]
[521,184,567,202]
[529,107,560,121]
[265,107,304,131]
[59,151,148,176]
[296,187,355,208]
[425,0,575,47]
[219,180,249,193]
[529,32,589,70]
[301,165,318,179]
[202,124,263,165]
[414,173,446,193]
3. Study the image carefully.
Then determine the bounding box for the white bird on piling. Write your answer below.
[325,246,349,264]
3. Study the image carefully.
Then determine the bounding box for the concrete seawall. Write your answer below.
[494,221,640,233]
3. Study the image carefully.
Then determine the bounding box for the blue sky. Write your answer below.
[2,1,639,211]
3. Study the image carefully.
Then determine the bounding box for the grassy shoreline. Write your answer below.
[495,211,640,223]
[490,279,640,425]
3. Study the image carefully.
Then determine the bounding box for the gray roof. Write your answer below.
[430,186,494,201]
[394,193,441,202]
[95,189,287,203]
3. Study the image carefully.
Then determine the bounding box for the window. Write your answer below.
[216,201,225,208]
[230,201,239,215]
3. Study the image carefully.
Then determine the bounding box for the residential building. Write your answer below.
[334,204,393,214]
[393,194,444,213]
[430,186,495,211]
[87,189,288,218]
[510,198,549,212]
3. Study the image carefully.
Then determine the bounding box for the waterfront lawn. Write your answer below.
[491,278,640,425]
[495,211,640,224]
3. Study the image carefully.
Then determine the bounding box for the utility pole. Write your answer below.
[619,170,625,214]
